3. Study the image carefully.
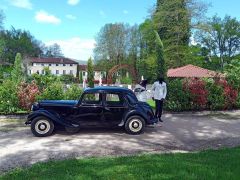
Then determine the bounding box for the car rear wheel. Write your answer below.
[125,115,145,135]
[31,116,54,137]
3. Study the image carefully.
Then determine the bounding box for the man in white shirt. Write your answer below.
[151,77,167,122]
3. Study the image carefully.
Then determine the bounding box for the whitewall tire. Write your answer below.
[125,115,145,135]
[31,116,54,137]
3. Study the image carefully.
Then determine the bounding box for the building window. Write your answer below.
[49,64,52,66]
[56,70,59,75]
[70,70,73,75]
[56,64,59,66]
[41,64,44,66]
[63,70,66,75]
[29,70,31,75]
[82,71,86,76]
[70,64,73,66]
[63,64,66,66]
[41,70,44,75]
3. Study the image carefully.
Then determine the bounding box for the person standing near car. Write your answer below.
[151,77,167,122]
[134,80,148,102]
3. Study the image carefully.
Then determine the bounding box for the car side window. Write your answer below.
[81,93,101,105]
[105,93,124,106]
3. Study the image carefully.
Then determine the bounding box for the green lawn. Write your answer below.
[147,99,155,109]
[1,147,240,180]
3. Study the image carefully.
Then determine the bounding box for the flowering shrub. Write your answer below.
[37,82,64,100]
[216,79,238,109]
[183,78,208,109]
[17,81,40,110]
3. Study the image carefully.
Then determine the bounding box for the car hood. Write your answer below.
[39,100,78,107]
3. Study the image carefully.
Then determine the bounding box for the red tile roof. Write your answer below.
[30,57,78,64]
[167,64,224,78]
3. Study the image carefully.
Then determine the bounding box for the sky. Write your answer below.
[0,0,239,61]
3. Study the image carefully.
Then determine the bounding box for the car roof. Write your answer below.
[84,86,133,94]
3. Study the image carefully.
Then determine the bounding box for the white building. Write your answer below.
[27,57,78,77]
[79,65,106,83]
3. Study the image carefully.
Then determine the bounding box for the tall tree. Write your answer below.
[11,53,24,83]
[195,15,240,70]
[153,0,207,68]
[0,27,43,63]
[154,0,191,68]
[87,57,94,88]
[94,23,127,65]
[45,43,64,57]
[154,31,167,79]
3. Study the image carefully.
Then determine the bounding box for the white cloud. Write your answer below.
[123,10,128,14]
[9,0,32,9]
[66,14,76,20]
[35,10,61,25]
[99,10,106,18]
[45,37,95,60]
[67,0,80,6]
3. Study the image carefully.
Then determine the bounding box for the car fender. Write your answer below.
[26,110,79,128]
[123,109,148,123]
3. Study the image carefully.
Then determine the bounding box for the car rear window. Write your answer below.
[105,93,124,106]
[82,93,101,105]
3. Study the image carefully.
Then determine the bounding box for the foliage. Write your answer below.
[79,71,83,83]
[11,53,24,83]
[2,147,240,179]
[224,59,240,90]
[17,81,40,110]
[0,27,44,63]
[37,82,64,100]
[64,84,83,100]
[120,77,132,84]
[60,74,75,84]
[195,15,240,70]
[237,92,240,108]
[87,57,94,88]
[165,79,191,111]
[205,79,225,110]
[154,30,166,79]
[0,80,19,113]
[31,67,58,90]
[183,78,208,109]
[153,0,191,68]
[45,43,63,57]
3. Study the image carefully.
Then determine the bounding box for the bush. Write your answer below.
[165,79,191,111]
[64,84,83,100]
[37,82,64,100]
[236,92,240,108]
[205,79,225,110]
[60,74,75,84]
[0,80,20,113]
[183,78,208,110]
[17,81,40,110]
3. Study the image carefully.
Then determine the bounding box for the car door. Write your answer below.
[74,92,104,126]
[103,92,128,126]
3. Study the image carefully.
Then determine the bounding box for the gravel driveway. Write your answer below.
[0,111,240,173]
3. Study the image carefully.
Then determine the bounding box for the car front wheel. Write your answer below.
[125,115,145,135]
[31,116,54,137]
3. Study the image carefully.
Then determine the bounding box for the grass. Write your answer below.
[147,99,155,109]
[1,147,240,180]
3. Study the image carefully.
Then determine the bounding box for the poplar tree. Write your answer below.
[87,57,94,88]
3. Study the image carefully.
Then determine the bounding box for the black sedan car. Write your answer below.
[26,87,158,137]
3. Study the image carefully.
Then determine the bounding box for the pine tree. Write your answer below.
[87,57,94,88]
[154,0,191,68]
[154,31,167,80]
[11,53,24,83]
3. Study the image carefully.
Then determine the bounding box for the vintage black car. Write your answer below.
[25,87,158,137]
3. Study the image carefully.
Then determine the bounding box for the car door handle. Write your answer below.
[104,107,110,111]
